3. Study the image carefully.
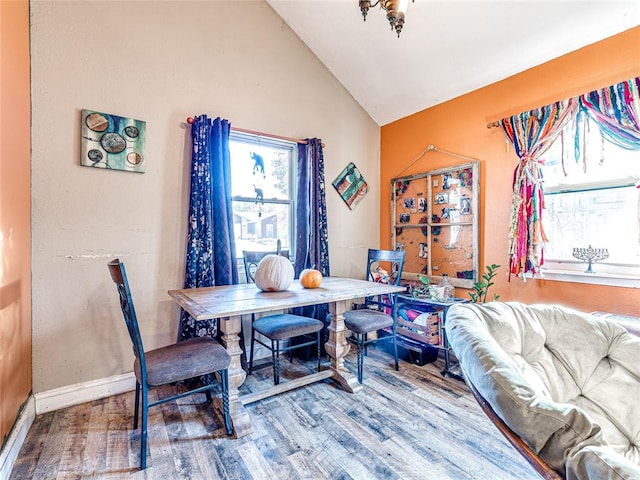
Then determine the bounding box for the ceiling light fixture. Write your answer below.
[359,0,414,37]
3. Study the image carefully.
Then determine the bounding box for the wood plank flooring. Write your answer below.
[10,349,539,479]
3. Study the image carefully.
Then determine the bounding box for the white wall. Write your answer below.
[30,0,380,393]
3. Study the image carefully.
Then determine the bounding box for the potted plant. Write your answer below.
[411,274,432,298]
[469,264,501,303]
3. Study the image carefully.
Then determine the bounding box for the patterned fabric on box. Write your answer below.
[447,302,640,480]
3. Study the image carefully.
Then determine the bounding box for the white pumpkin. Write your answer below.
[254,254,294,292]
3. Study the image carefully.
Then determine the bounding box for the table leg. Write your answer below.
[217,315,253,437]
[325,300,362,393]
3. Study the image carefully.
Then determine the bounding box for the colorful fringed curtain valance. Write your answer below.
[579,77,640,150]
[500,76,640,280]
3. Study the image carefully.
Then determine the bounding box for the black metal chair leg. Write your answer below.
[392,329,399,371]
[248,327,256,375]
[273,340,281,385]
[133,382,141,429]
[221,369,232,435]
[317,331,321,372]
[140,385,149,470]
[356,334,364,384]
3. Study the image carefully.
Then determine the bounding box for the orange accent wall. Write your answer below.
[381,27,640,317]
[0,0,32,444]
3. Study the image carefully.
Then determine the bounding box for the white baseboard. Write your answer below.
[34,372,136,414]
[0,395,35,480]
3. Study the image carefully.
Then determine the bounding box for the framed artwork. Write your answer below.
[391,162,479,288]
[81,109,146,173]
[332,162,368,210]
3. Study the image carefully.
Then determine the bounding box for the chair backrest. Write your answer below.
[243,250,290,283]
[363,249,405,311]
[365,249,405,286]
[107,259,145,366]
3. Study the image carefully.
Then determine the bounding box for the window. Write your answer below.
[229,132,296,258]
[541,118,640,281]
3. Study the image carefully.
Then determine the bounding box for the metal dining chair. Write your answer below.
[343,248,406,383]
[107,259,232,470]
[242,250,323,385]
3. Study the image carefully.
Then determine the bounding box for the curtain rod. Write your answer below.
[393,144,481,178]
[186,117,324,147]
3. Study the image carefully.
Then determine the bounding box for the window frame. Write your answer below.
[229,131,297,268]
[539,129,640,287]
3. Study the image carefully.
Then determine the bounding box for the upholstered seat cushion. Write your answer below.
[252,314,323,341]
[134,336,231,386]
[447,302,640,480]
[343,309,393,333]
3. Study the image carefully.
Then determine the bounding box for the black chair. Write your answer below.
[107,259,232,470]
[243,250,323,385]
[343,249,406,383]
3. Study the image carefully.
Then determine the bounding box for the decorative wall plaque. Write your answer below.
[332,162,368,210]
[81,109,146,173]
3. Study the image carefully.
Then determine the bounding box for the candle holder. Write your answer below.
[572,245,609,273]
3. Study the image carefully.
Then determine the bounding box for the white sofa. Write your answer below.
[447,302,640,480]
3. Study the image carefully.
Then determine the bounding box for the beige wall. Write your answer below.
[1,0,32,442]
[30,1,380,393]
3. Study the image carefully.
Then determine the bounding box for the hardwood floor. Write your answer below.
[10,348,539,479]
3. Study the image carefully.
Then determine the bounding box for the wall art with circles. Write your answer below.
[81,109,146,173]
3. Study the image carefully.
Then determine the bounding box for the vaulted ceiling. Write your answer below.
[268,1,640,126]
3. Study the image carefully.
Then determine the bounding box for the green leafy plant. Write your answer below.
[469,264,501,303]
[412,274,431,298]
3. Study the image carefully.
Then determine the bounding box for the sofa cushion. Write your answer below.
[447,302,640,479]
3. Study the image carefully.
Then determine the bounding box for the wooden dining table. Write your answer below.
[168,277,406,437]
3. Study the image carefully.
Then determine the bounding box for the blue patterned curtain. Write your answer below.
[178,115,238,342]
[294,138,330,278]
[293,138,331,339]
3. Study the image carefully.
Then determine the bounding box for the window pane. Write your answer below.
[541,117,640,275]
[229,139,291,200]
[232,201,292,254]
[543,119,640,187]
[544,186,640,265]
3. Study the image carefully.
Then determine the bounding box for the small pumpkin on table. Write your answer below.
[299,268,323,289]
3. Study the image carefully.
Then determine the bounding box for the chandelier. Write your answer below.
[359,0,414,37]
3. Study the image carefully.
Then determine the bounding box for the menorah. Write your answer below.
[572,245,609,273]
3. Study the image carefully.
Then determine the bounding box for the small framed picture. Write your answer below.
[417,197,427,213]
[399,213,411,223]
[434,192,448,204]
[460,195,472,214]
[403,198,415,210]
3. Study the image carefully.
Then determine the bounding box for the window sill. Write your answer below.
[538,269,640,288]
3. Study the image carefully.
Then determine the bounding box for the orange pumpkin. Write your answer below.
[299,268,323,289]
